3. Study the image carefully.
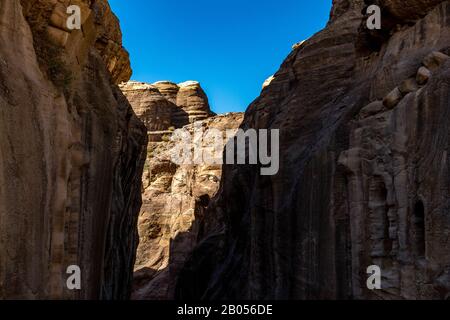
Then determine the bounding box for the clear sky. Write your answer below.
[109,0,332,114]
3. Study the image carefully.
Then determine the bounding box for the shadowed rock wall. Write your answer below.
[0,0,147,299]
[176,0,450,300]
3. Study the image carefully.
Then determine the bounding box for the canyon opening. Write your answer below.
[1,0,450,316]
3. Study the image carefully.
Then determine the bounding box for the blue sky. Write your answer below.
[109,0,332,114]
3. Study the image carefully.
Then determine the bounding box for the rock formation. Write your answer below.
[3,0,450,302]
[176,0,450,300]
[120,82,173,133]
[0,0,147,299]
[175,81,214,127]
[120,80,215,134]
[120,80,243,299]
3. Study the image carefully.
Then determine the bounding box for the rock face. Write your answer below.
[175,81,213,127]
[176,0,450,300]
[120,80,243,299]
[379,0,444,22]
[0,0,147,299]
[120,82,173,132]
[120,80,215,134]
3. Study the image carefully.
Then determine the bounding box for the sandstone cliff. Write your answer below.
[0,0,147,299]
[176,0,450,300]
[120,80,243,299]
[120,80,215,133]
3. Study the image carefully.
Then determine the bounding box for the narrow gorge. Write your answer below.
[2,0,450,301]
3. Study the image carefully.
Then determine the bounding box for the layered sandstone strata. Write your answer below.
[119,81,173,132]
[120,78,242,299]
[176,0,450,300]
[175,81,213,127]
[0,0,147,299]
[120,80,215,142]
[126,92,243,299]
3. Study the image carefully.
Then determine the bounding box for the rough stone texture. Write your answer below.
[120,80,216,142]
[175,81,215,127]
[176,0,450,300]
[383,87,403,109]
[120,79,242,300]
[128,109,243,300]
[153,81,180,104]
[379,0,444,22]
[92,0,132,83]
[119,81,173,132]
[21,0,132,84]
[423,51,450,71]
[399,78,419,94]
[417,67,431,85]
[0,0,147,299]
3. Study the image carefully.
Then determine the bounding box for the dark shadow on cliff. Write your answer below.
[131,193,217,300]
[171,104,190,128]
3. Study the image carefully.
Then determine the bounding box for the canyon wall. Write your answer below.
[0,0,147,299]
[176,0,450,299]
[120,80,243,299]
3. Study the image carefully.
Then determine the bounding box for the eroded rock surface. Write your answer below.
[0,0,147,299]
[121,80,243,299]
[120,80,215,133]
[176,0,450,300]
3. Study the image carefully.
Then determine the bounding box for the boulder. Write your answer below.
[383,87,403,109]
[423,51,450,71]
[417,66,431,85]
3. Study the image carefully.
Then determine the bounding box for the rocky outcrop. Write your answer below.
[0,0,147,299]
[21,0,132,84]
[175,81,214,127]
[262,75,275,89]
[134,113,243,300]
[121,80,242,299]
[120,80,215,141]
[379,0,444,22]
[119,80,217,151]
[120,79,240,299]
[176,0,450,300]
[119,82,173,132]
